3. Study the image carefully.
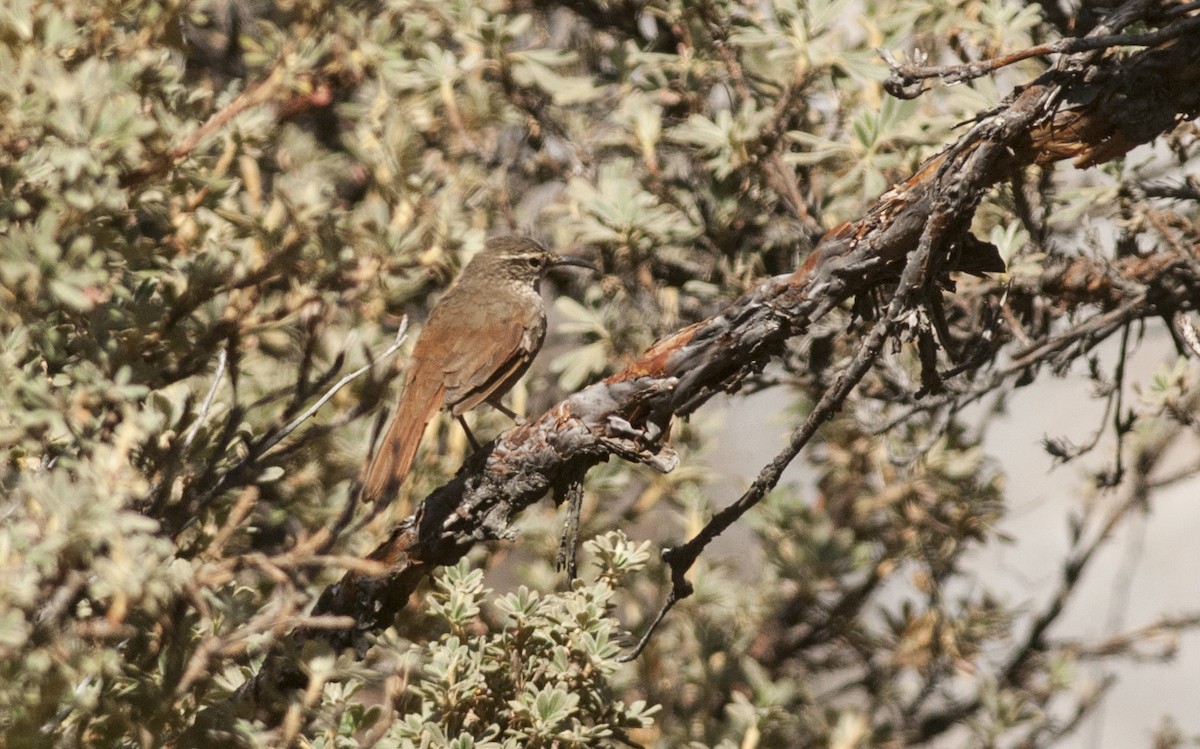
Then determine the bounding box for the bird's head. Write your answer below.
[473,236,596,285]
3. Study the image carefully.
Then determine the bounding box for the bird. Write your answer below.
[360,236,595,504]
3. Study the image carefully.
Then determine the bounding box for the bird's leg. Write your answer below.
[455,414,482,452]
[487,398,525,426]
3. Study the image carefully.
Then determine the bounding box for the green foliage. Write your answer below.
[1,0,1197,746]
[379,535,657,748]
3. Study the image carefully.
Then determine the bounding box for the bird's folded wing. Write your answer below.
[442,316,536,416]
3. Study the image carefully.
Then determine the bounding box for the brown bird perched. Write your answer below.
[361,236,595,504]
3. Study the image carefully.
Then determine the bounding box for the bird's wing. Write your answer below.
[441,313,542,416]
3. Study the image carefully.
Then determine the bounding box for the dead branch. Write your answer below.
[206,3,1200,721]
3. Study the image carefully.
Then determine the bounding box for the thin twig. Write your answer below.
[623,141,997,659]
[883,14,1200,96]
[184,348,228,449]
[872,295,1149,434]
[256,321,407,459]
[123,68,288,188]
[913,464,1156,740]
[179,320,409,535]
[240,0,1200,695]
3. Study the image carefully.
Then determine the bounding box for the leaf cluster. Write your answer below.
[1,0,1197,747]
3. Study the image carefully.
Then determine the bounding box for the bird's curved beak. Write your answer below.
[552,254,598,272]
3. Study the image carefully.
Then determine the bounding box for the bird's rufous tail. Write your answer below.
[361,364,445,505]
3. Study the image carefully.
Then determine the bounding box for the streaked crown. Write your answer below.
[463,236,594,286]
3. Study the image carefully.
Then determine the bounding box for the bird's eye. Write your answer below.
[528,257,542,268]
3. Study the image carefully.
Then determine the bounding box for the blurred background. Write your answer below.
[1,0,1197,746]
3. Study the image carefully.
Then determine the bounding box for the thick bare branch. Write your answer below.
[277,15,1200,665]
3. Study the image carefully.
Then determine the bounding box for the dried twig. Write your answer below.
[199,2,1200,725]
[184,347,228,449]
[174,321,409,536]
[295,8,1200,659]
[883,13,1200,97]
